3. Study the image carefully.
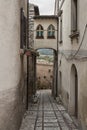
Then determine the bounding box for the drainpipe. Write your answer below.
[26,0,29,110]
[56,0,59,97]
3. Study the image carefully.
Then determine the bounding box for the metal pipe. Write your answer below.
[26,0,29,110]
[56,0,59,97]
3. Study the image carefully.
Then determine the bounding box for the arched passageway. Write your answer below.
[59,71,62,95]
[70,64,78,118]
[36,48,58,98]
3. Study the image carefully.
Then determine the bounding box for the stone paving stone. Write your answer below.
[44,118,57,123]
[44,122,59,127]
[57,105,66,111]
[61,126,69,130]
[44,127,60,130]
[72,116,79,128]
[36,122,42,127]
[20,90,79,130]
[36,127,42,130]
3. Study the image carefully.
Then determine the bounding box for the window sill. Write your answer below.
[59,40,63,44]
[69,31,79,39]
[36,37,44,39]
[47,36,55,39]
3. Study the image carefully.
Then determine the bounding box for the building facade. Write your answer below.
[34,15,58,97]
[0,0,28,130]
[37,63,53,89]
[28,3,39,100]
[34,15,58,50]
[55,0,87,129]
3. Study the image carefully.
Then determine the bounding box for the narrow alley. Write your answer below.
[20,90,79,130]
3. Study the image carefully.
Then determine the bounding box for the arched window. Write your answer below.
[47,25,55,38]
[36,24,44,39]
[71,0,77,32]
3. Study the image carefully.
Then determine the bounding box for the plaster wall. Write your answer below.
[36,63,53,89]
[0,0,27,129]
[57,0,87,129]
[34,19,57,50]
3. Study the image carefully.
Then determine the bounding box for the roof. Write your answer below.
[29,3,40,16]
[33,15,58,20]
[34,6,40,16]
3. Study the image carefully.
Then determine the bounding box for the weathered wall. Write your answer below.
[55,0,87,129]
[36,63,53,89]
[34,18,57,50]
[0,0,27,130]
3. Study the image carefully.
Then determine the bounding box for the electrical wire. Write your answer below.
[69,24,87,60]
[59,24,87,61]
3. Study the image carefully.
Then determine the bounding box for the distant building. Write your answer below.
[34,15,58,97]
[28,3,39,99]
[37,63,53,89]
[34,15,58,50]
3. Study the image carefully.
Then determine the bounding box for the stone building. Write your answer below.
[55,0,87,129]
[37,63,53,89]
[33,15,58,97]
[0,0,28,130]
[28,3,39,100]
[29,3,39,48]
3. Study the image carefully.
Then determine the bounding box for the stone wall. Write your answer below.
[34,18,58,50]
[36,63,53,89]
[55,0,87,129]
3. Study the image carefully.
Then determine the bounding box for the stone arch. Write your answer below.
[59,71,62,95]
[36,24,44,30]
[35,48,58,97]
[70,64,78,118]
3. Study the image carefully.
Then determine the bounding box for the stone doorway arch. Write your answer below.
[70,64,78,118]
[36,48,58,98]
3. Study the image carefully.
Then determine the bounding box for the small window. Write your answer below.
[36,25,44,39]
[48,69,51,73]
[20,8,27,49]
[59,13,63,43]
[71,0,77,33]
[47,25,55,39]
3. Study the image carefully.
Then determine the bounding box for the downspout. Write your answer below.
[56,0,59,97]
[26,0,29,110]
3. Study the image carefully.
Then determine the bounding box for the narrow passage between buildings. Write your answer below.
[20,90,79,130]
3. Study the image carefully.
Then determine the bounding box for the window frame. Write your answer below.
[59,13,63,43]
[47,24,55,39]
[71,0,78,33]
[36,24,44,39]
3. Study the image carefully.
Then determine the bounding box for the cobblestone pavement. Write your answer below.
[20,90,79,130]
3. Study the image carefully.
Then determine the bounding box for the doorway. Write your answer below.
[70,64,78,118]
[59,71,62,95]
[36,48,57,97]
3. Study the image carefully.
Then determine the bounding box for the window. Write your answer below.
[47,25,55,38]
[71,0,77,33]
[20,8,27,49]
[36,25,44,39]
[59,13,63,43]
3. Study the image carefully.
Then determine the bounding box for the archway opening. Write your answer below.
[36,48,57,97]
[70,64,78,118]
[59,71,62,95]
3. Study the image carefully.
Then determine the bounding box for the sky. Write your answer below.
[29,0,55,15]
